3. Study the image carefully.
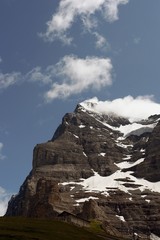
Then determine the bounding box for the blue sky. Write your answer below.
[0,0,160,214]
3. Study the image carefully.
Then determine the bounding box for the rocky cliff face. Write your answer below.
[6,100,160,239]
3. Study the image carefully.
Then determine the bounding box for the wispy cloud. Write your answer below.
[0,57,2,63]
[133,37,141,45]
[41,0,129,44]
[93,32,109,50]
[82,95,160,122]
[0,186,11,216]
[27,67,52,85]
[0,71,21,90]
[0,142,5,160]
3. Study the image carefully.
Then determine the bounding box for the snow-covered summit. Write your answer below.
[79,97,160,138]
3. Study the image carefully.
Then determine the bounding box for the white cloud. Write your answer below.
[0,186,11,216]
[0,57,2,63]
[41,0,129,44]
[0,71,21,89]
[0,142,5,160]
[43,55,113,101]
[103,0,129,22]
[81,96,160,122]
[93,32,109,50]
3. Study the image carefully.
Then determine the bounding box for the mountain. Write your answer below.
[6,99,160,239]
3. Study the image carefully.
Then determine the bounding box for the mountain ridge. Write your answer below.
[6,99,160,239]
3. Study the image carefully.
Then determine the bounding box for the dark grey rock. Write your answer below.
[6,104,160,238]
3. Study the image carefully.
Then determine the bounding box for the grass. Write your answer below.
[89,220,105,234]
[0,217,107,240]
[0,217,130,240]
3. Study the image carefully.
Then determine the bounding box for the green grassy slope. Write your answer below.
[0,217,108,240]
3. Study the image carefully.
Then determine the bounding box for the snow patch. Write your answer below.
[119,123,156,137]
[141,195,147,198]
[150,233,160,240]
[73,134,79,138]
[73,203,80,206]
[79,124,85,128]
[123,155,132,160]
[116,158,144,169]
[116,142,133,149]
[116,215,126,222]
[76,196,99,203]
[61,168,160,196]
[140,149,145,153]
[83,152,87,157]
[98,153,106,157]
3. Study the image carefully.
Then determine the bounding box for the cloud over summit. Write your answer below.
[81,96,160,122]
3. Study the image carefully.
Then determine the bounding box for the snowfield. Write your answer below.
[61,167,160,196]
[61,100,160,197]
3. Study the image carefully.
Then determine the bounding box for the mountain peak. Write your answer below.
[78,96,160,123]
[6,99,160,239]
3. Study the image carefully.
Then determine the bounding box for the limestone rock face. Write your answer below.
[6,101,160,239]
[131,120,160,182]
